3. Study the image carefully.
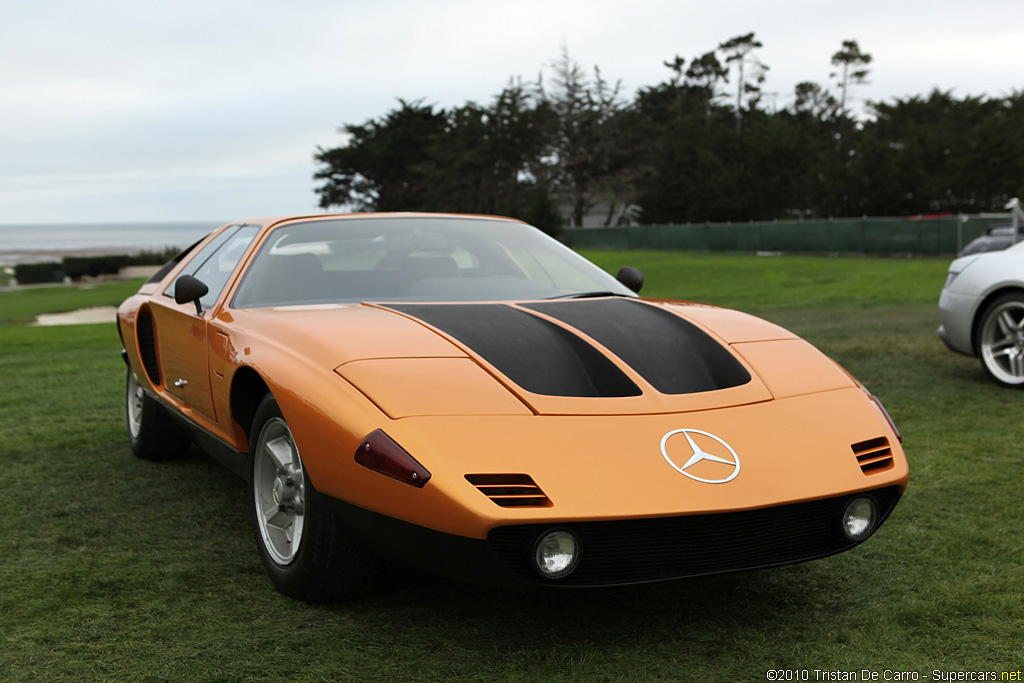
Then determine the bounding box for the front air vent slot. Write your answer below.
[466,474,552,508]
[136,309,162,385]
[852,437,893,474]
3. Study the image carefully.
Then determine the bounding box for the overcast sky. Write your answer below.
[2,0,1021,224]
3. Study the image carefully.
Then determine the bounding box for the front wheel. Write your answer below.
[976,293,1024,388]
[248,394,378,601]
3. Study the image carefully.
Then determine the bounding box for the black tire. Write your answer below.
[126,367,189,460]
[248,393,378,602]
[974,292,1024,388]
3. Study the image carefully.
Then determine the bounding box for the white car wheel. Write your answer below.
[977,294,1024,387]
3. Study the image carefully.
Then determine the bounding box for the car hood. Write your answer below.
[229,298,857,417]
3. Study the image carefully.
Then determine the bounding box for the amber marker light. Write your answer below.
[355,429,431,488]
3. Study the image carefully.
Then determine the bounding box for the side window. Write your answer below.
[147,238,204,284]
[165,225,259,310]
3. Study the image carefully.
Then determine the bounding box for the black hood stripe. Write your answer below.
[386,299,750,398]
[522,299,750,395]
[385,304,641,398]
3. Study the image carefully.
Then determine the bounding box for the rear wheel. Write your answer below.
[248,394,378,601]
[126,368,189,460]
[976,293,1024,388]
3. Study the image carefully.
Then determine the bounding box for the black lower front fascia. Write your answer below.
[321,487,902,590]
[321,495,522,588]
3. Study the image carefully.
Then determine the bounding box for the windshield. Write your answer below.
[231,216,635,308]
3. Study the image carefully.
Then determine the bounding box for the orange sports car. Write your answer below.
[117,213,908,601]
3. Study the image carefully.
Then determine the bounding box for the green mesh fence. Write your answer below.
[562,216,1008,255]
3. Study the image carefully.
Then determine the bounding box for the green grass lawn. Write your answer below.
[0,279,144,325]
[1,255,1021,681]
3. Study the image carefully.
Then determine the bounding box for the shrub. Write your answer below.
[14,262,64,284]
[61,255,131,279]
[12,248,181,284]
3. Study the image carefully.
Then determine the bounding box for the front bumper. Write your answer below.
[327,487,902,588]
[938,288,978,356]
[937,325,957,353]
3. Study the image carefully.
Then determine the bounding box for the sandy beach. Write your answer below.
[30,306,119,326]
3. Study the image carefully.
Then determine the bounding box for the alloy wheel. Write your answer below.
[253,417,307,565]
[980,299,1024,385]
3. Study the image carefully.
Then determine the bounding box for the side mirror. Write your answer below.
[616,266,644,294]
[174,274,209,315]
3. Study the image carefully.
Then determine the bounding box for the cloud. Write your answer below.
[1,0,1021,222]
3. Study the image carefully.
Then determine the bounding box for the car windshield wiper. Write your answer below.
[546,290,625,300]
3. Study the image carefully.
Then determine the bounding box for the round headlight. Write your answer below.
[534,529,581,579]
[841,497,878,541]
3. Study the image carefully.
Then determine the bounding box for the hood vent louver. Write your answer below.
[466,474,552,508]
[852,437,894,475]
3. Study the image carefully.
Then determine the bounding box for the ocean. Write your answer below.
[0,221,223,267]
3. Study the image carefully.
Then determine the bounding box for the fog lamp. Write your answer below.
[841,497,878,541]
[534,529,580,579]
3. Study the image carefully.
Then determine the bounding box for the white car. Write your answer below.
[939,240,1024,387]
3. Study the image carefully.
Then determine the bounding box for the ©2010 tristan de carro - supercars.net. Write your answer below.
[117,213,908,601]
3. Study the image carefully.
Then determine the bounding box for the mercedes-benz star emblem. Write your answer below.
[660,429,741,484]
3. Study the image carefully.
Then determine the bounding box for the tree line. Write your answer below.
[313,35,1024,236]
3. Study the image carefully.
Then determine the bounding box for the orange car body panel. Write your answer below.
[118,213,908,546]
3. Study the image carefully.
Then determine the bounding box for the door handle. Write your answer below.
[174,379,189,388]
